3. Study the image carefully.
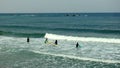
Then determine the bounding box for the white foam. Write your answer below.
[32,50,120,63]
[45,33,120,44]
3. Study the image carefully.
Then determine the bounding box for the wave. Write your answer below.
[0,31,45,38]
[0,25,46,30]
[0,25,52,30]
[31,50,120,63]
[1,25,120,34]
[45,33,120,44]
[54,28,120,34]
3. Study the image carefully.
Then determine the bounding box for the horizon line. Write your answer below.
[0,12,120,14]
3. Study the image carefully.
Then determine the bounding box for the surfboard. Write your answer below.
[78,45,81,48]
[45,41,58,46]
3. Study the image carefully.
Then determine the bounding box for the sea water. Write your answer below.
[0,13,120,68]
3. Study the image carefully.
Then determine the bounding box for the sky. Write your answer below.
[0,0,120,13]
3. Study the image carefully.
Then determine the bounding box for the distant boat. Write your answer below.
[66,14,69,16]
[65,14,80,17]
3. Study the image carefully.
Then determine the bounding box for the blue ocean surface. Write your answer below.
[0,13,120,68]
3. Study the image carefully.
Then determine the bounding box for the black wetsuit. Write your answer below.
[76,42,79,48]
[45,38,48,43]
[27,37,29,43]
[55,40,58,45]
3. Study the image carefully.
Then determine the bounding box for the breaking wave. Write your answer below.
[45,33,120,44]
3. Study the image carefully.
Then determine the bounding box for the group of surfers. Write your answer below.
[27,37,80,48]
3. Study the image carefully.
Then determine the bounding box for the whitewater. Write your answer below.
[45,33,120,44]
[0,33,120,68]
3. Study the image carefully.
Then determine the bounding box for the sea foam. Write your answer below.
[45,33,120,44]
[32,50,120,63]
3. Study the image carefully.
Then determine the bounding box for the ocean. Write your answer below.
[0,13,120,68]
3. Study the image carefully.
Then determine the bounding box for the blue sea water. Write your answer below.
[0,13,120,68]
[0,13,120,38]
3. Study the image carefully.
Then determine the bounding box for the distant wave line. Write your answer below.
[0,30,45,38]
[54,28,120,34]
[1,25,120,34]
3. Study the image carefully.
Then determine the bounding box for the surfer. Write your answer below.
[76,42,79,48]
[27,37,30,43]
[44,38,48,43]
[55,40,58,45]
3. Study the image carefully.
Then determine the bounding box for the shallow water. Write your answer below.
[0,36,120,68]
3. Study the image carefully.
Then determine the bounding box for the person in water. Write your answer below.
[76,42,79,48]
[55,40,58,45]
[27,37,30,43]
[44,38,48,43]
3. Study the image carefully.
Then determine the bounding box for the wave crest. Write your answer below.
[45,33,120,44]
[0,30,45,38]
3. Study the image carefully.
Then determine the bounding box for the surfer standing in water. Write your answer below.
[45,38,48,43]
[76,42,79,48]
[55,40,58,45]
[27,37,30,43]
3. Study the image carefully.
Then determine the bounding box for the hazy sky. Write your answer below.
[0,0,120,13]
